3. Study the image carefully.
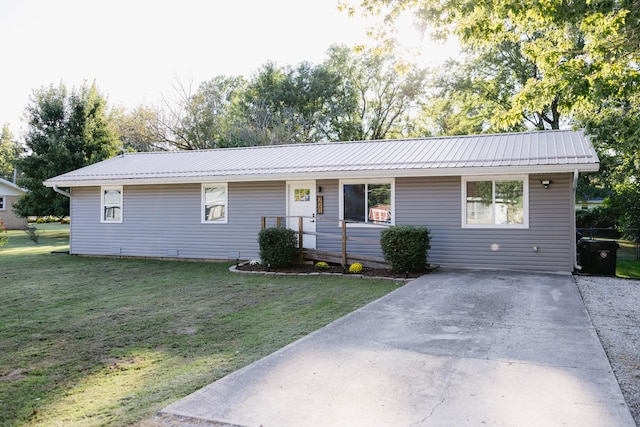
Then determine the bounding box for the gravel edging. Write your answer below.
[575,275,640,425]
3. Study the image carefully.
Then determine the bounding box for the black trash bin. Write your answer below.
[577,239,619,276]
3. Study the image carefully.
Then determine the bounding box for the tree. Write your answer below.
[580,94,640,230]
[422,40,556,136]
[346,0,640,225]
[237,61,357,145]
[346,0,640,130]
[324,45,428,140]
[13,82,119,217]
[0,124,19,182]
[111,104,170,152]
[158,76,247,150]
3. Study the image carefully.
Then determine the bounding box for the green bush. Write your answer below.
[380,225,431,273]
[0,220,8,247]
[576,206,617,229]
[24,226,44,243]
[258,227,298,268]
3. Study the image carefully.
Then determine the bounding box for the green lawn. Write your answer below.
[617,260,640,279]
[614,239,639,278]
[0,224,399,426]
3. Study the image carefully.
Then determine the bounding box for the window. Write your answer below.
[463,177,528,228]
[101,186,122,223]
[0,196,5,210]
[202,183,228,223]
[340,179,394,226]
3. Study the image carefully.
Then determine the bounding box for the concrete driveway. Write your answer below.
[160,268,635,426]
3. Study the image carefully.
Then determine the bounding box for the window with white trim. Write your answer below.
[202,183,228,223]
[463,177,528,228]
[340,179,394,226]
[101,186,123,223]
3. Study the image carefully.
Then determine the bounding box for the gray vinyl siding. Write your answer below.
[394,174,574,272]
[316,174,575,272]
[69,182,284,260]
[69,174,575,272]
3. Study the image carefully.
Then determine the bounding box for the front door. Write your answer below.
[287,181,316,249]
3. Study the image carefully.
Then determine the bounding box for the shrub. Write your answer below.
[380,225,431,273]
[0,220,8,247]
[576,206,617,229]
[24,226,44,243]
[257,227,298,268]
[349,263,363,274]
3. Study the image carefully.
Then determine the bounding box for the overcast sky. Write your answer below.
[0,0,457,138]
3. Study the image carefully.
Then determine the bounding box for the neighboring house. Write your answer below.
[0,177,28,229]
[44,130,599,272]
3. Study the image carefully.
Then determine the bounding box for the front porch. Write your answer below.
[261,216,389,269]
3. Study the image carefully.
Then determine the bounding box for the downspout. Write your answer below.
[53,185,71,198]
[572,169,582,271]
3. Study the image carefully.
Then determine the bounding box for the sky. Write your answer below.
[0,0,458,138]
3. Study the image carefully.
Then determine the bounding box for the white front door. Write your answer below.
[287,181,316,249]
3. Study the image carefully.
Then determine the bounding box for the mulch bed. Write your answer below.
[235,262,431,279]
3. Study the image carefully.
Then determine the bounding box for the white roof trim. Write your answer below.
[0,177,27,194]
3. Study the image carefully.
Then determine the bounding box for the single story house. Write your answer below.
[44,130,599,272]
[0,177,28,229]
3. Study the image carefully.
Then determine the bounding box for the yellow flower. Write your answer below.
[349,263,363,274]
[315,261,330,270]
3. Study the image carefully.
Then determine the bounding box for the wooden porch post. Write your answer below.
[261,216,266,230]
[298,216,304,264]
[341,220,347,270]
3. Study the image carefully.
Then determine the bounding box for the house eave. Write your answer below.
[43,163,600,188]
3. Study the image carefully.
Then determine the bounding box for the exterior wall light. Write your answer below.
[541,180,552,189]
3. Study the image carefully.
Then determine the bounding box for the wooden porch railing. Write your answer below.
[261,216,389,269]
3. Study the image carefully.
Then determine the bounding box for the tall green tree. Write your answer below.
[347,0,640,226]
[580,94,640,229]
[0,124,19,182]
[324,45,428,140]
[423,40,555,135]
[159,76,246,150]
[238,61,357,145]
[346,0,640,130]
[13,82,119,217]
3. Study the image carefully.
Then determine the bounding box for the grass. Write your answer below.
[612,239,640,278]
[617,260,640,279]
[0,224,400,426]
[617,239,639,262]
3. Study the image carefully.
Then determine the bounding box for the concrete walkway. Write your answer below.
[160,268,635,426]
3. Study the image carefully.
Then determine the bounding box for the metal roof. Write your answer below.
[44,130,599,187]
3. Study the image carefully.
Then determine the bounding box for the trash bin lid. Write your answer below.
[582,239,620,250]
